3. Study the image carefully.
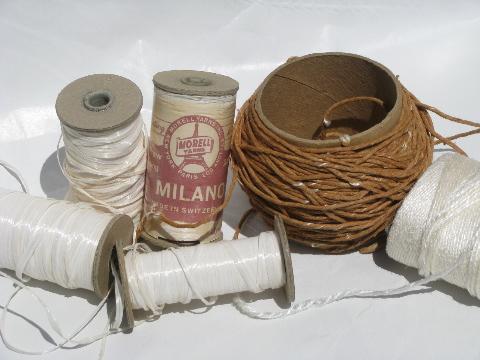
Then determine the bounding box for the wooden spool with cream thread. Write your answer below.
[142,70,239,248]
[55,73,145,231]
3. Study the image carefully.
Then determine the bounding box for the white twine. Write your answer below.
[60,114,147,231]
[0,188,112,290]
[0,160,29,193]
[0,188,124,355]
[234,154,480,319]
[125,231,285,314]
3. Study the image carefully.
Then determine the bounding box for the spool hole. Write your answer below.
[181,76,212,87]
[83,90,113,112]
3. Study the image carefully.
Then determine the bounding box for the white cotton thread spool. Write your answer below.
[234,154,480,319]
[56,74,146,233]
[123,216,294,316]
[143,70,238,248]
[0,188,135,326]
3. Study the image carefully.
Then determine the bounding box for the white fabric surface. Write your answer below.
[0,1,479,359]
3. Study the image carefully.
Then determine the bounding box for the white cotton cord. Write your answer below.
[0,187,127,355]
[60,114,147,232]
[234,154,480,319]
[0,267,133,357]
[0,269,111,355]
[232,271,447,319]
[125,231,285,313]
[0,189,113,290]
[0,159,29,193]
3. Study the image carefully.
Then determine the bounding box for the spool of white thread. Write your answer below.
[123,216,295,316]
[143,70,238,247]
[56,74,147,232]
[0,188,134,324]
[387,153,480,297]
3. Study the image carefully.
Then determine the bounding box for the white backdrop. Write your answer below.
[0,1,479,359]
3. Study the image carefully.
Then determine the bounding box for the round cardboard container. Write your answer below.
[255,52,402,147]
[153,70,239,96]
[56,74,143,131]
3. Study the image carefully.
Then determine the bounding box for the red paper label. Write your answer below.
[145,115,228,223]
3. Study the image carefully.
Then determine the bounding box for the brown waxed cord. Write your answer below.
[323,96,385,125]
[233,208,257,240]
[416,102,480,147]
[230,86,480,254]
[312,96,385,140]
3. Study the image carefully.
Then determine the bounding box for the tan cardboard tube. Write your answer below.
[255,52,402,147]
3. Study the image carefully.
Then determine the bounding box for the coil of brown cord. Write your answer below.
[231,53,480,254]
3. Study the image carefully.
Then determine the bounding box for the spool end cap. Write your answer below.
[274,215,295,304]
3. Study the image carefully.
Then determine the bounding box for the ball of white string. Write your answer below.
[125,231,285,314]
[234,153,480,319]
[60,114,147,230]
[387,153,480,297]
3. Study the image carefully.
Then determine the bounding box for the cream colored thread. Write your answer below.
[60,114,147,232]
[145,88,235,242]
